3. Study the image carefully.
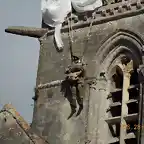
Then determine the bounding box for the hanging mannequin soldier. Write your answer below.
[61,56,86,119]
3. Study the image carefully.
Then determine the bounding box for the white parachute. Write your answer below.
[71,0,103,13]
[41,0,102,50]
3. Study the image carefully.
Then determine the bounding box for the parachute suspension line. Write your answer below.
[67,12,95,64]
[68,13,75,64]
[81,14,95,63]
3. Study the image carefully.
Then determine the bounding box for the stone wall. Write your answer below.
[32,13,144,144]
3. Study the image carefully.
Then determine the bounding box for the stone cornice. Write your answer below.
[5,0,144,38]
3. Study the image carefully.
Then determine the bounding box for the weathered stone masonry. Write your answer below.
[3,0,144,144]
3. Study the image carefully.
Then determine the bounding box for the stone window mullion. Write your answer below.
[120,71,131,144]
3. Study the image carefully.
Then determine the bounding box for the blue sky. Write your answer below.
[0,0,41,123]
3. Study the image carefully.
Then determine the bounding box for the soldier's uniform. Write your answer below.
[61,60,85,119]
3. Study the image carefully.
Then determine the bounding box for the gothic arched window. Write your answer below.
[105,57,139,144]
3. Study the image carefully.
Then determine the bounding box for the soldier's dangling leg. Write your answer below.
[67,86,77,119]
[75,84,83,116]
[61,79,77,119]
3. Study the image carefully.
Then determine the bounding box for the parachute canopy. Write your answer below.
[41,0,102,50]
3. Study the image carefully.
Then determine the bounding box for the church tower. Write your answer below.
[4,0,144,144]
